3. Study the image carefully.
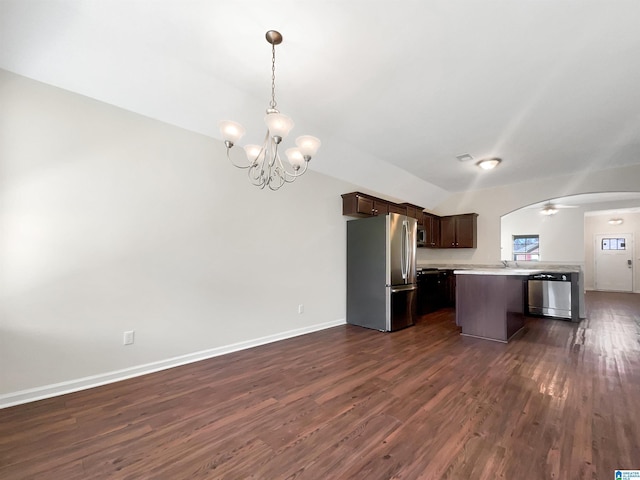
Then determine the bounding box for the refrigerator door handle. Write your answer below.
[405,220,411,281]
[401,221,408,280]
[391,284,418,293]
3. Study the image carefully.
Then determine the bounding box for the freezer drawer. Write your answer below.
[528,279,571,319]
[386,285,417,331]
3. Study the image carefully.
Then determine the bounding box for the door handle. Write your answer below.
[628,259,633,268]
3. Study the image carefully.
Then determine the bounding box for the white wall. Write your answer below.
[0,70,356,405]
[4,68,640,407]
[584,212,640,292]
[417,167,640,266]
[500,207,586,263]
[499,200,640,291]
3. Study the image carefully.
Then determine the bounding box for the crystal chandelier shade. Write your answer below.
[219,30,320,191]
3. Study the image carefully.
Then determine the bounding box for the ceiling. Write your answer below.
[520,192,640,216]
[2,1,640,204]
[526,192,640,209]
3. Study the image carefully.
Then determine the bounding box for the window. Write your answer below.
[513,235,539,261]
[601,238,626,250]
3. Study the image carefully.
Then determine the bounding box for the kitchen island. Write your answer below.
[454,269,535,343]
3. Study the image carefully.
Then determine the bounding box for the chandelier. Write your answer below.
[218,30,321,191]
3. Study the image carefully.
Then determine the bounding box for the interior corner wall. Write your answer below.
[0,70,353,404]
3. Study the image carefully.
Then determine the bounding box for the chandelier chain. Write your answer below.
[270,43,277,109]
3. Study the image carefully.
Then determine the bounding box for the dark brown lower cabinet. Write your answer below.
[456,274,526,342]
[439,270,456,307]
[417,272,440,315]
[417,270,456,315]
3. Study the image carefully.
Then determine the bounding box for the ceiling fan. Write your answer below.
[537,201,579,216]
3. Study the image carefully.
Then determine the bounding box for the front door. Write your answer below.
[594,233,633,292]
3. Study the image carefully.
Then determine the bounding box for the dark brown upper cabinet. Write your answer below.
[422,213,441,248]
[439,214,478,248]
[341,192,413,218]
[342,192,476,249]
[401,203,424,224]
[388,203,407,215]
[341,192,389,217]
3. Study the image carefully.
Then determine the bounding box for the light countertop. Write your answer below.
[453,268,541,276]
[417,263,581,275]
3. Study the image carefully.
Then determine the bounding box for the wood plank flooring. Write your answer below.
[1,291,639,479]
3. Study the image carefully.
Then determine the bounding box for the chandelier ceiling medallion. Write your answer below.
[219,30,321,191]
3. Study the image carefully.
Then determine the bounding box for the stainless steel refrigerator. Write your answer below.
[346,212,418,332]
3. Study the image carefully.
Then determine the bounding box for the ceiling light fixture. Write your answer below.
[476,157,501,170]
[219,30,320,191]
[541,204,558,216]
[608,218,623,225]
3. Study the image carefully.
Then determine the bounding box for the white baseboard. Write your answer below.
[0,318,346,409]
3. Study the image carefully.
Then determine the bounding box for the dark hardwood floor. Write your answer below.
[1,291,639,479]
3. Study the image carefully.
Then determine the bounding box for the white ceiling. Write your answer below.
[521,192,640,217]
[527,192,640,209]
[2,1,640,204]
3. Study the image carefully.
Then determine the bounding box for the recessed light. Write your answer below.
[608,218,623,225]
[476,157,502,170]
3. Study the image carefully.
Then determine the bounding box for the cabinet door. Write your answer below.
[437,271,456,307]
[431,217,441,247]
[455,215,477,248]
[401,203,423,221]
[425,214,440,247]
[356,196,375,215]
[405,205,416,219]
[388,203,407,215]
[439,214,477,248]
[417,274,440,314]
[342,193,374,217]
[341,193,386,217]
[373,200,389,216]
[440,216,456,247]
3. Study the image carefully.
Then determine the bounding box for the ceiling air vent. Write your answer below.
[456,153,474,162]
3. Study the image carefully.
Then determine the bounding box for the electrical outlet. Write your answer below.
[123,330,135,346]
[298,304,304,314]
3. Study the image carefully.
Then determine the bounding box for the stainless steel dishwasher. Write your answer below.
[527,273,572,319]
